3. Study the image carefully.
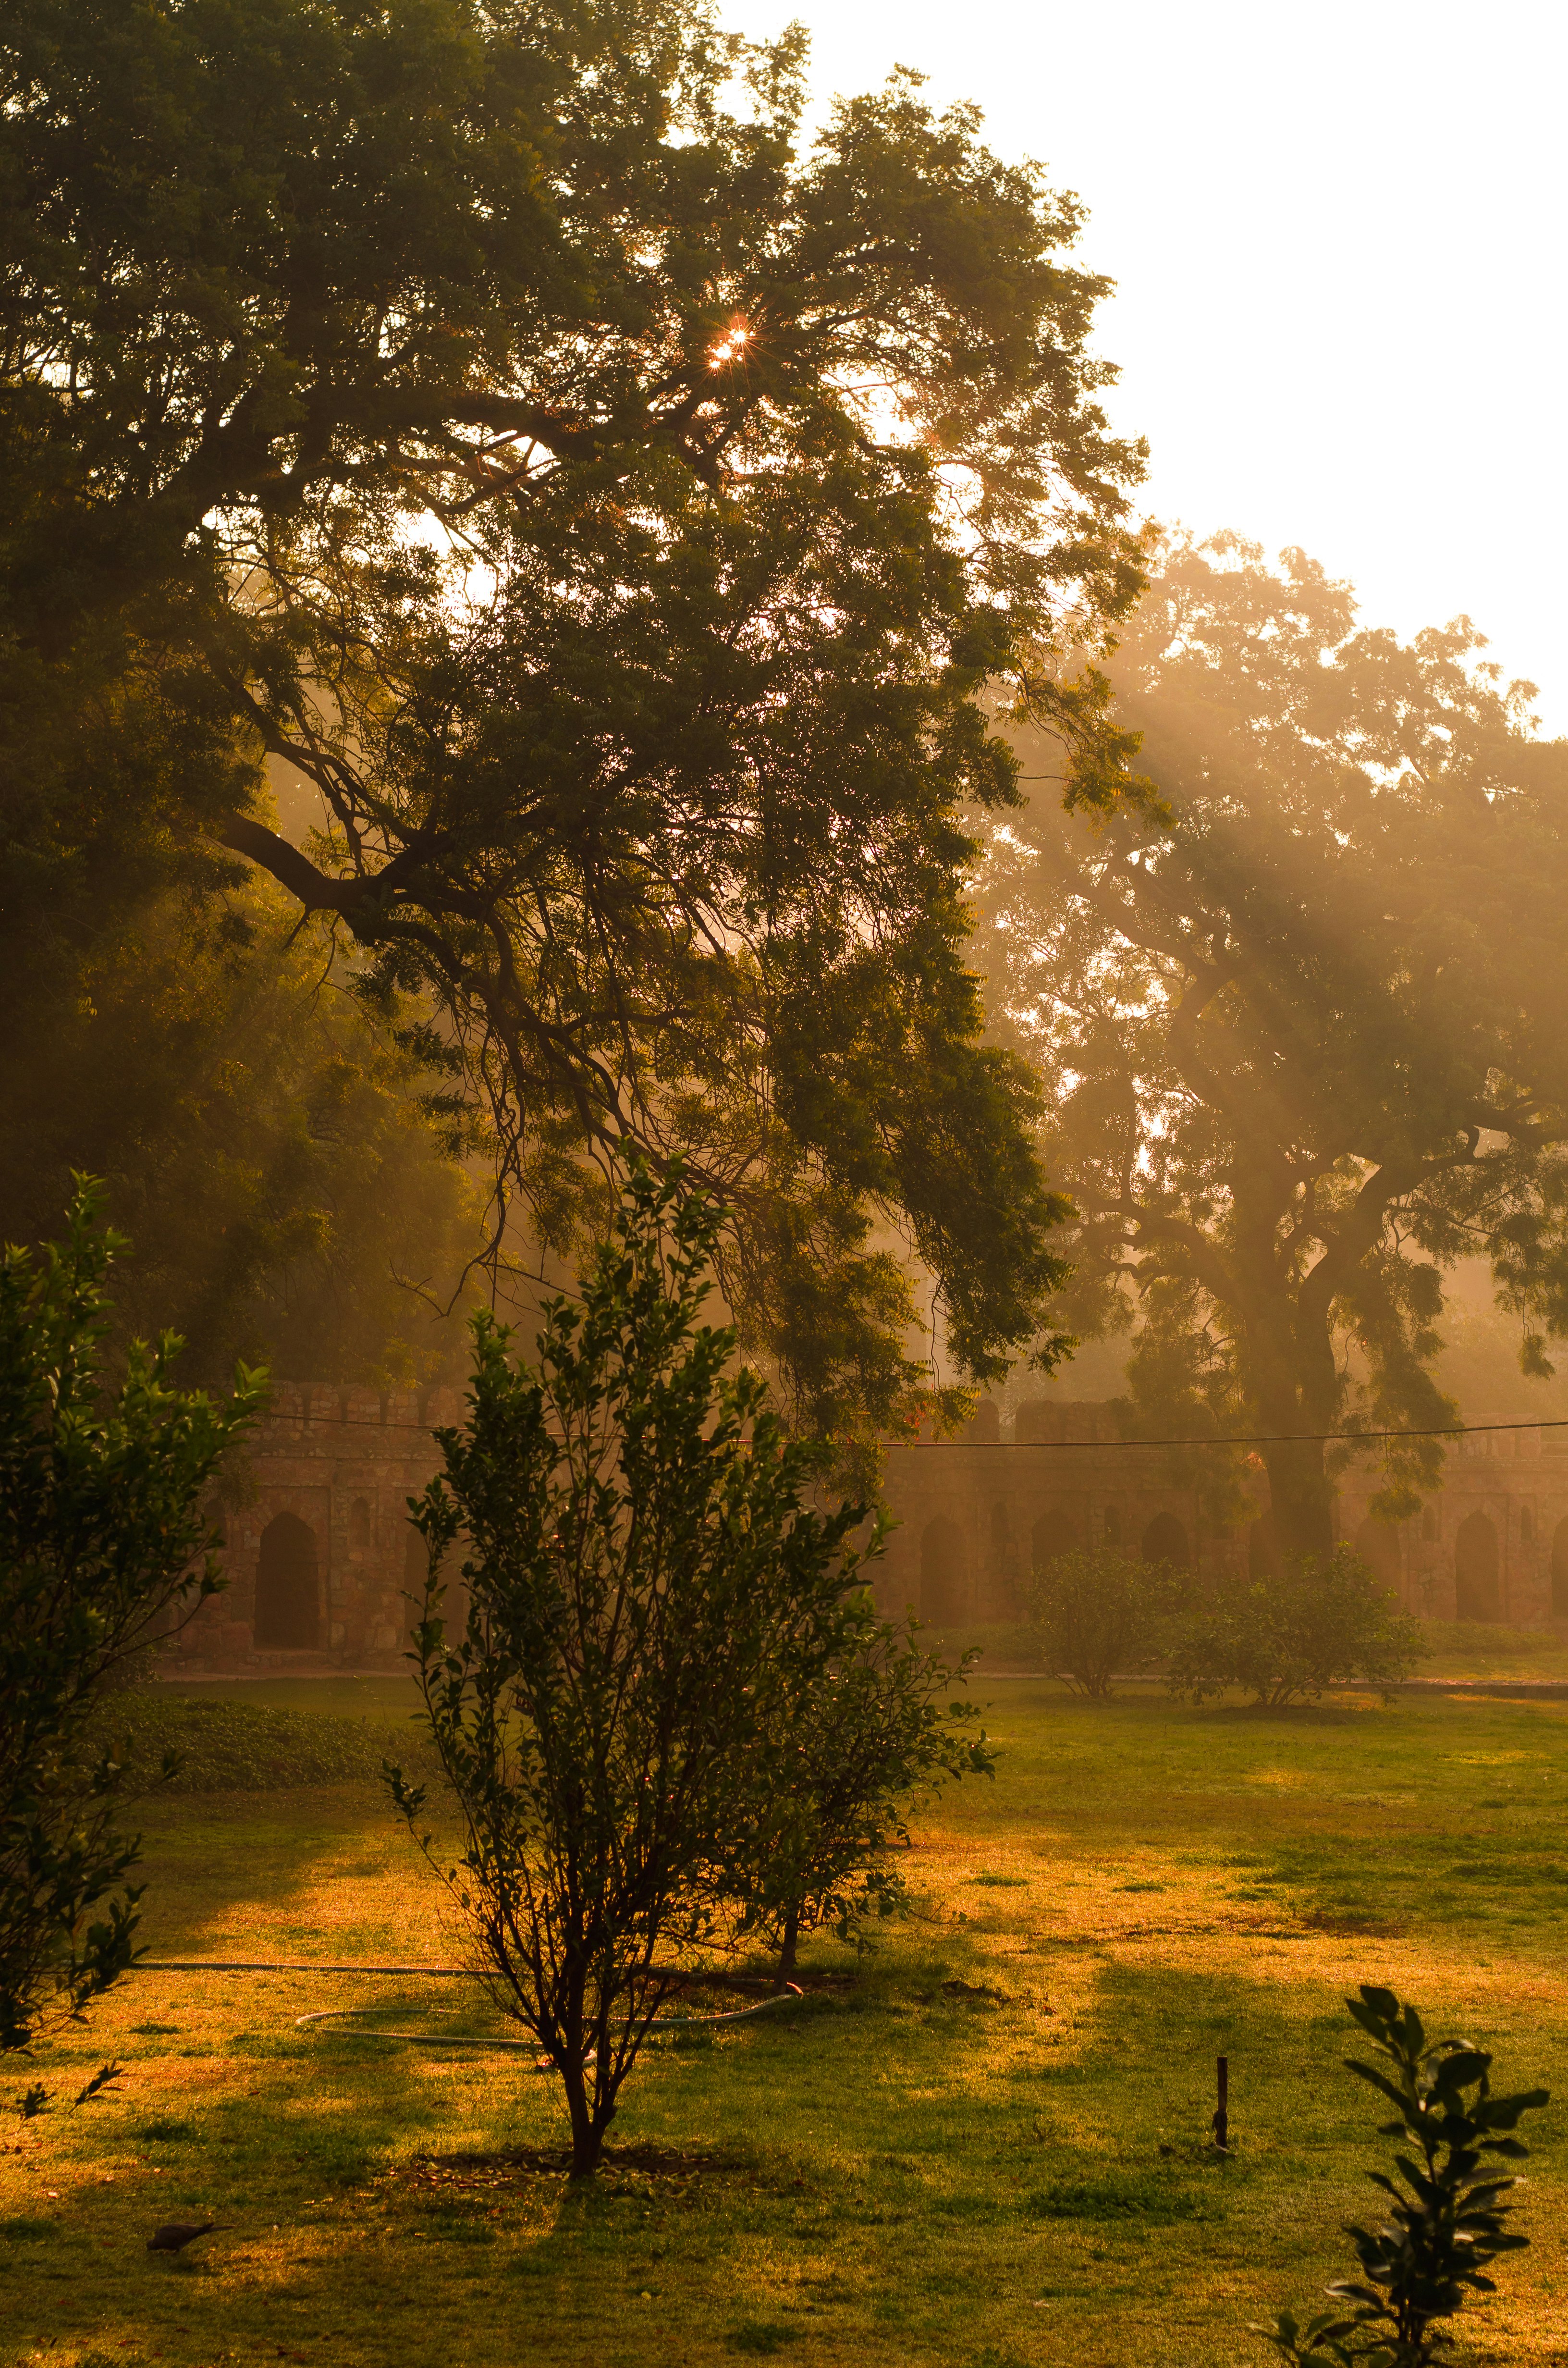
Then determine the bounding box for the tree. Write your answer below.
[1166,1548,1426,1709]
[1025,1546,1182,1698]
[977,532,1568,1560]
[1,0,1149,1441]
[0,884,487,1387]
[384,1163,879,2176]
[0,1186,263,2052]
[1256,1985,1548,2366]
[730,1616,995,1983]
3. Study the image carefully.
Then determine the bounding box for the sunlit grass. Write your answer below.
[4,1683,1566,2366]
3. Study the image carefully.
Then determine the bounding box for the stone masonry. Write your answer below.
[168,1387,1568,1673]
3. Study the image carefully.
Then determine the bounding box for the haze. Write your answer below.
[725,0,1568,727]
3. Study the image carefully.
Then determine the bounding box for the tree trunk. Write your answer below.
[1260,1434,1335,1565]
[775,1904,801,1989]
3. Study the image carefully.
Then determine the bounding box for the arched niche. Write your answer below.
[919,1515,967,1627]
[1030,1506,1079,1576]
[1552,1517,1568,1617]
[1354,1515,1403,1597]
[254,1511,321,1649]
[1454,1511,1500,1623]
[1249,1513,1281,1582]
[1141,1510,1190,1569]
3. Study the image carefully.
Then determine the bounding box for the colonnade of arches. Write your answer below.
[916,1497,1568,1627]
[916,1503,1191,1625]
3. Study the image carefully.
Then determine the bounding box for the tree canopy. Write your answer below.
[0,0,1149,1436]
[978,534,1568,1558]
[0,882,486,1386]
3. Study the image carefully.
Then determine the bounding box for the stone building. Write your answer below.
[872,1399,1568,1631]
[165,1387,1568,1673]
[166,1384,458,1674]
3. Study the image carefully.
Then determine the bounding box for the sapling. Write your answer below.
[386,1163,877,2175]
[1254,1984,1548,2365]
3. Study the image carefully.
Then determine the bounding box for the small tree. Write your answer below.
[1168,1550,1427,1708]
[1255,1984,1548,2365]
[0,1184,264,2051]
[731,1614,996,1984]
[384,1166,877,2176]
[1025,1546,1185,1698]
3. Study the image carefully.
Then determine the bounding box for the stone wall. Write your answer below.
[166,1388,1568,1673]
[874,1401,1568,1631]
[166,1384,459,1673]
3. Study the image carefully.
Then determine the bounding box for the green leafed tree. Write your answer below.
[0,884,488,1387]
[0,1187,264,2052]
[977,532,1568,1560]
[386,1163,881,2176]
[0,0,1148,1442]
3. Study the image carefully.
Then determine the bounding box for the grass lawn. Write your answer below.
[4,1677,1567,2368]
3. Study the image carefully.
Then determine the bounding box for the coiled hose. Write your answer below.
[134,1961,804,2054]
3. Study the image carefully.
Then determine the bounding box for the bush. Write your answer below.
[1254,1984,1548,2365]
[1168,1550,1427,1707]
[388,1163,879,2176]
[1025,1548,1185,1697]
[0,1185,262,2049]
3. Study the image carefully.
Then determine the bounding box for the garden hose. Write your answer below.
[130,1961,807,2054]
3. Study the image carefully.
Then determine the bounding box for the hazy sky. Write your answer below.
[722,0,1568,731]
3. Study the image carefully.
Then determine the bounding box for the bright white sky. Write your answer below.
[722,0,1568,731]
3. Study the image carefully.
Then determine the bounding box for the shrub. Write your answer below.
[724,1614,995,1980]
[1254,1983,1548,2365]
[386,1163,878,2176]
[1025,1547,1184,1697]
[1168,1549,1427,1707]
[0,1185,262,2050]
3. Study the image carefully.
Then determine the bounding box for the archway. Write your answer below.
[254,1512,321,1648]
[1354,1515,1403,1598]
[919,1516,967,1626]
[1552,1517,1568,1617]
[1141,1510,1190,1569]
[1030,1506,1079,1577]
[1454,1511,1500,1623]
[1249,1513,1281,1582]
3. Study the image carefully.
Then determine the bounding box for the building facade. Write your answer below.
[872,1400,1568,1631]
[164,1388,1568,1674]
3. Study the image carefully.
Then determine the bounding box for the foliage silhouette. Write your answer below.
[1255,1984,1548,2365]
[385,1162,881,2174]
[0,1185,263,2050]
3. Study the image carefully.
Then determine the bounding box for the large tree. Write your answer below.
[977,534,1568,1559]
[0,0,1147,1438]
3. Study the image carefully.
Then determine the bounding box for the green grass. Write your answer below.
[5,1682,1568,2366]
[88,1683,442,1794]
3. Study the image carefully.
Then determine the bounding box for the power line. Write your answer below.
[1000,1415,1568,1452]
[259,1404,1566,1451]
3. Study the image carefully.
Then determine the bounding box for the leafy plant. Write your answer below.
[1254,1984,1549,2365]
[0,1184,264,2050]
[1025,1546,1186,1698]
[385,1163,878,2175]
[1168,1551,1427,1707]
[726,1615,996,1981]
